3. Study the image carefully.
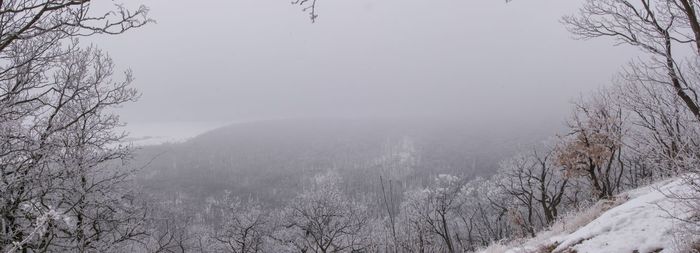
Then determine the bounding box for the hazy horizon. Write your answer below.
[91,0,639,128]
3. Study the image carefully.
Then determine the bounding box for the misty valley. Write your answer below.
[134,119,544,206]
[3,0,700,253]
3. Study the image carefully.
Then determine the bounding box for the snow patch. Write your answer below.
[552,179,695,253]
[481,178,698,253]
[120,121,230,146]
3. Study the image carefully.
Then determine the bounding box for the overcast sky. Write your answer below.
[93,0,639,128]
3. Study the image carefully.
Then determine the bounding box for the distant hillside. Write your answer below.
[133,118,557,206]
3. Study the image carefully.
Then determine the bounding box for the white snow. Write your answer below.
[552,179,694,253]
[483,177,698,253]
[119,121,231,146]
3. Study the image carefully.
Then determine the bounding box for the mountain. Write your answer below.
[133,118,557,206]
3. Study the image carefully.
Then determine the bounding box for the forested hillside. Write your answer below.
[134,118,554,206]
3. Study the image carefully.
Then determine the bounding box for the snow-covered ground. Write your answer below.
[119,121,231,146]
[482,178,698,253]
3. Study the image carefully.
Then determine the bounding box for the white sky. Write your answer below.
[92,0,640,129]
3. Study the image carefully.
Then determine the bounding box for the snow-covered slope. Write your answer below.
[483,178,698,253]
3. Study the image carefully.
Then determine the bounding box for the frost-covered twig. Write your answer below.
[5,210,62,253]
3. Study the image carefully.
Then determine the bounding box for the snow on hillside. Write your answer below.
[120,121,231,146]
[482,178,698,253]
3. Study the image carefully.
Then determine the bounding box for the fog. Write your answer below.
[7,1,700,251]
[91,0,638,128]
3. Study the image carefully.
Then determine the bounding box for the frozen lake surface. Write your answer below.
[120,121,232,146]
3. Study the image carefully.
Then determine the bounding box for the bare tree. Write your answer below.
[0,1,150,251]
[531,147,570,225]
[137,194,215,253]
[293,0,319,22]
[379,176,398,253]
[396,187,438,253]
[398,175,462,253]
[271,172,372,253]
[496,154,539,237]
[210,193,268,253]
[615,63,700,178]
[563,0,700,121]
[453,177,513,251]
[497,146,570,236]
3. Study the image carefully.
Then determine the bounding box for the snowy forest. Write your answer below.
[2,0,700,252]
